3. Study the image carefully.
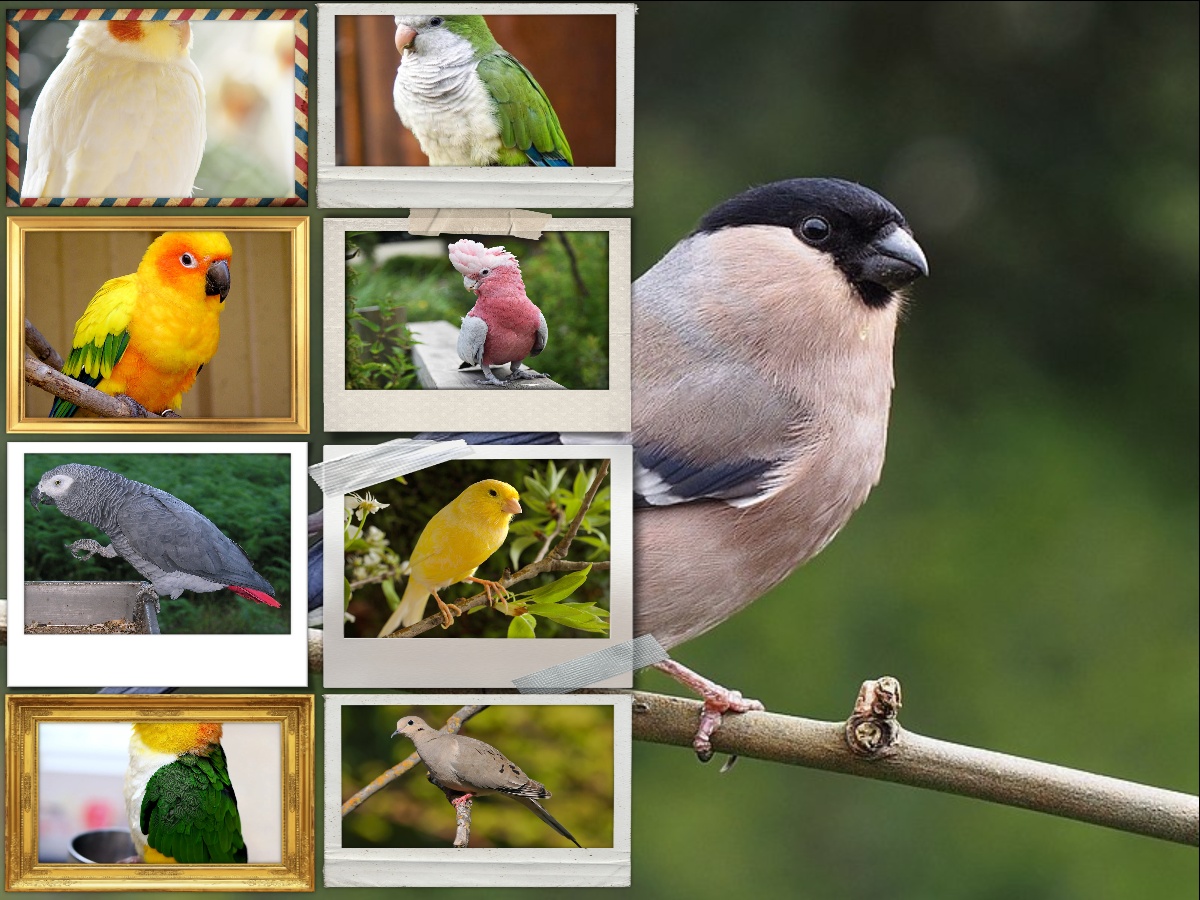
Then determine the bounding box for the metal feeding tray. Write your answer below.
[23,582,159,634]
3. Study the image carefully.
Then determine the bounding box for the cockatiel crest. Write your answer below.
[23,20,206,200]
[448,239,520,292]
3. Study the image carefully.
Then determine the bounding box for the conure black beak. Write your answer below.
[206,259,231,303]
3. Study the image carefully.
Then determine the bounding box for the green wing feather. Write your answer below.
[141,745,248,864]
[476,51,574,166]
[50,276,135,417]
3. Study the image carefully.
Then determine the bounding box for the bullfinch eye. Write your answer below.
[180,252,197,268]
[799,217,831,243]
[429,16,444,26]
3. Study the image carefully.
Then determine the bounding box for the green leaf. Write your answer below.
[513,565,591,605]
[381,579,400,612]
[507,614,537,638]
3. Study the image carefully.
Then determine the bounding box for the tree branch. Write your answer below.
[631,684,1199,847]
[341,704,488,818]
[25,319,63,370]
[383,462,612,638]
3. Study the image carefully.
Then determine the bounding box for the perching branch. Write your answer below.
[632,680,1199,847]
[25,318,64,369]
[341,705,489,818]
[24,321,167,419]
[384,461,612,638]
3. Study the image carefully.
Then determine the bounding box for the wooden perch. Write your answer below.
[23,321,167,419]
[632,679,1199,847]
[408,321,564,390]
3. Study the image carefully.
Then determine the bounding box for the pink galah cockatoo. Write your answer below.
[448,239,549,387]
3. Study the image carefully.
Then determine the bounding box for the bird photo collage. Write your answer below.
[4,2,1198,899]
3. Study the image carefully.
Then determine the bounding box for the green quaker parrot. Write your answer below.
[392,15,574,167]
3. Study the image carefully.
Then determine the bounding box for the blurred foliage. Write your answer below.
[346,231,609,390]
[344,459,611,638]
[23,453,291,635]
[345,233,419,390]
[341,704,614,849]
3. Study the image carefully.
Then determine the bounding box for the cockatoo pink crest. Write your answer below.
[448,239,549,387]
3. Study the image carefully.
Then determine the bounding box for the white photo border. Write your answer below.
[324,215,632,432]
[315,2,635,208]
[7,441,310,688]
[324,692,632,888]
[323,442,634,688]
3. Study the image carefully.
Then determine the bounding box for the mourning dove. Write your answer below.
[392,715,582,848]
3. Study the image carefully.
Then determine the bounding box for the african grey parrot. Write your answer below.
[30,463,279,610]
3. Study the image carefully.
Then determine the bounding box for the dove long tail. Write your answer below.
[516,797,582,848]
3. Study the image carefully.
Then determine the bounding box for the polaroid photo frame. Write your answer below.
[7,215,310,433]
[7,441,310,687]
[316,2,635,208]
[6,7,309,207]
[322,442,634,688]
[325,693,631,888]
[5,693,314,892]
[323,214,631,432]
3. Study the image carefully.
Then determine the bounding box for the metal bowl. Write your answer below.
[68,828,136,864]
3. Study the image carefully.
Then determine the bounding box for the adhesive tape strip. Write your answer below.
[308,438,470,496]
[407,208,552,240]
[512,634,670,693]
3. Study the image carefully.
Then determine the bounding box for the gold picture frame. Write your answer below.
[6,216,310,433]
[4,693,315,892]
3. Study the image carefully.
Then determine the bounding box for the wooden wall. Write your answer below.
[336,14,617,167]
[23,230,293,419]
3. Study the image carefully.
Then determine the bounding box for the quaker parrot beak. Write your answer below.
[503,497,522,515]
[205,259,231,303]
[395,21,417,53]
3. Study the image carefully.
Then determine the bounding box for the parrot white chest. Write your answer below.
[393,51,501,165]
[23,39,205,199]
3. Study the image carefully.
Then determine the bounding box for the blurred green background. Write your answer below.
[0,2,1195,899]
[23,453,291,634]
[341,704,614,849]
[344,458,611,638]
[345,231,610,391]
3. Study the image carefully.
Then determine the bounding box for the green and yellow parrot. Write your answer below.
[125,722,247,864]
[392,15,573,166]
[49,231,232,417]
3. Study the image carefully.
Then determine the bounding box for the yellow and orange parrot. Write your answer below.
[50,231,233,418]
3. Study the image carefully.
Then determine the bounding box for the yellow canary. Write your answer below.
[377,479,521,635]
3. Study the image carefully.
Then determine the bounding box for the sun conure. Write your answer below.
[125,722,248,864]
[50,231,233,417]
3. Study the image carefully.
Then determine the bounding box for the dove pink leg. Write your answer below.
[654,660,765,763]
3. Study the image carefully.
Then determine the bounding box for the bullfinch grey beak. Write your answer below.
[861,226,929,290]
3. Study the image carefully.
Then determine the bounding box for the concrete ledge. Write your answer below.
[409,320,565,390]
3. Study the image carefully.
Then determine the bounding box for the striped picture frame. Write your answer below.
[5,7,309,206]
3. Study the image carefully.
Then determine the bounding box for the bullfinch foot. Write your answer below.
[654,659,765,764]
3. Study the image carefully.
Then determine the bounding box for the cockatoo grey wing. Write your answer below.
[113,487,271,592]
[531,310,548,356]
[457,314,489,367]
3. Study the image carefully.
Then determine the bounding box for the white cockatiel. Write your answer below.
[23,20,206,199]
